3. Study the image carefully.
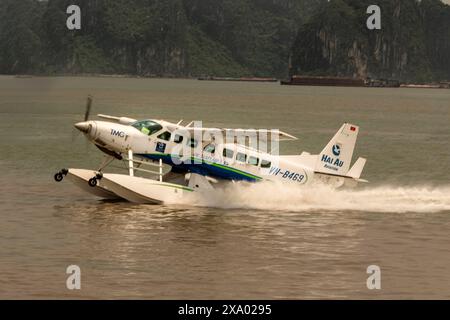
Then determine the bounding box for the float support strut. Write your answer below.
[128,149,134,177]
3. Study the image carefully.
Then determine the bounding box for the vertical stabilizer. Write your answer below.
[314,123,359,176]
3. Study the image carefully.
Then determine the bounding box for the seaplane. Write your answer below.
[54,97,368,204]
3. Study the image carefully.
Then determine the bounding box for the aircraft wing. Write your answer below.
[182,126,298,141]
[223,129,297,141]
[97,114,137,125]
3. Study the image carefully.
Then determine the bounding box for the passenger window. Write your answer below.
[236,152,247,163]
[248,156,259,166]
[261,159,271,168]
[223,148,234,159]
[157,131,171,141]
[203,144,215,154]
[174,134,183,143]
[188,138,198,148]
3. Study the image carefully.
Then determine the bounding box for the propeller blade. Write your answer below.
[84,95,93,121]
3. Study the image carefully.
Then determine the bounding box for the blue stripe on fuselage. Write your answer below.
[137,153,258,182]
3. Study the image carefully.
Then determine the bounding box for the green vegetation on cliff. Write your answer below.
[290,0,450,82]
[0,0,449,81]
[0,0,319,78]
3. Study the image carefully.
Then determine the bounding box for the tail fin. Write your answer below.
[314,123,359,176]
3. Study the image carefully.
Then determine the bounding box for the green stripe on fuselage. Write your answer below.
[145,153,262,181]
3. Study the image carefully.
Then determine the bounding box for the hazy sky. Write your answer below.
[443,0,450,4]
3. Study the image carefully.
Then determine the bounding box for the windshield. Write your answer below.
[132,120,163,136]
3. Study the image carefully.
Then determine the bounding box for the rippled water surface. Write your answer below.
[0,76,449,299]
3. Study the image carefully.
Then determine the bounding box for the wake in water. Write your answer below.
[187,181,450,213]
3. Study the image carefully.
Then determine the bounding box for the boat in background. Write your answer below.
[198,76,277,82]
[280,75,365,87]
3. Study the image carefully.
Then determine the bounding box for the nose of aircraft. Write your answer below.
[74,122,90,133]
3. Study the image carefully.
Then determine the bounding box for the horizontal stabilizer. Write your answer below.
[347,157,366,179]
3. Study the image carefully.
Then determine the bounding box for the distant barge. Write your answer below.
[198,76,278,82]
[281,75,402,88]
[280,75,365,87]
[400,83,450,89]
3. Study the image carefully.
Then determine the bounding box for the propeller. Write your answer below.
[72,95,94,148]
[84,94,93,121]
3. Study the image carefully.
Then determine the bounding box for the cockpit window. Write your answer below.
[132,120,163,136]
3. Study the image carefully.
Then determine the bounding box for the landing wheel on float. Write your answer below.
[54,172,63,182]
[54,168,68,182]
[88,177,97,187]
[88,172,103,187]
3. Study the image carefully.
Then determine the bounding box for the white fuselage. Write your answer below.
[79,119,320,185]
